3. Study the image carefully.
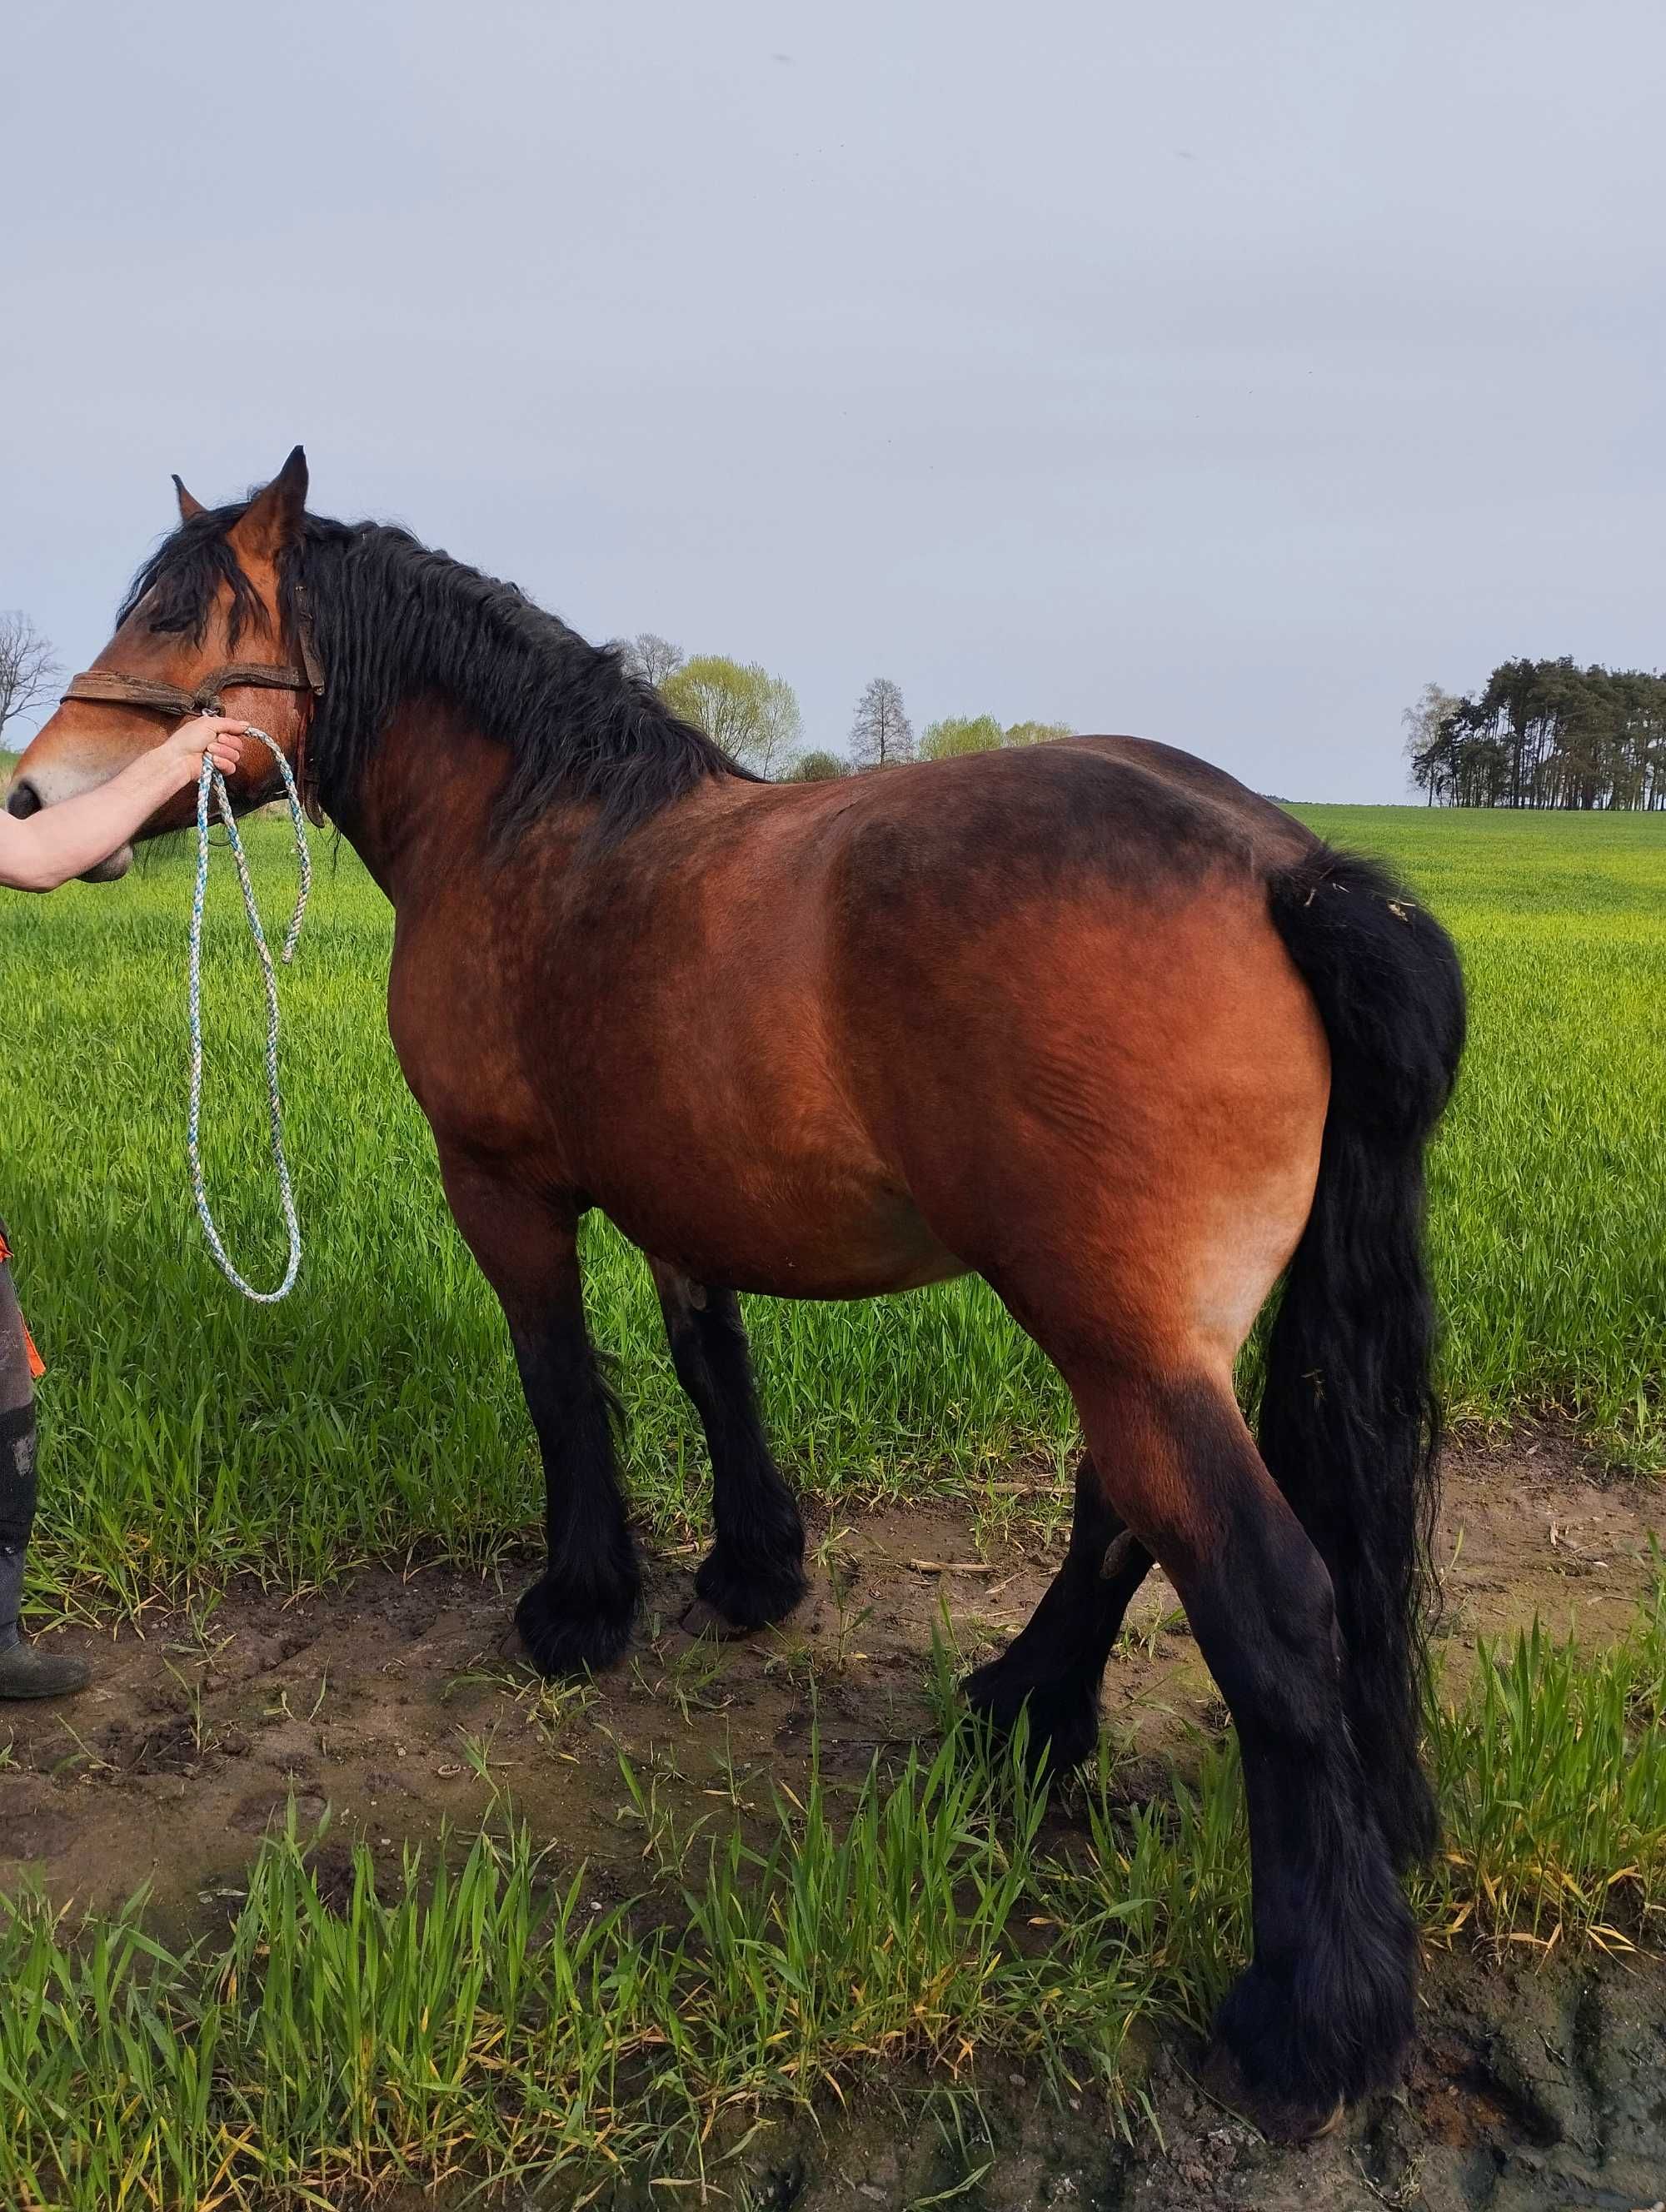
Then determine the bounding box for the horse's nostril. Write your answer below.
[5,781,42,821]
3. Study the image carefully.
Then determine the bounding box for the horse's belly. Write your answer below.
[594,1173,967,1301]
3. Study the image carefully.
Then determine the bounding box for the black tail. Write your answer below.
[1262,847,1466,1871]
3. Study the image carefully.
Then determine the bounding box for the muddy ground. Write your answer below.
[3,1422,1664,2209]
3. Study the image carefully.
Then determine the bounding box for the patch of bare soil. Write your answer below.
[696,1949,1666,2211]
[2,1422,1662,2207]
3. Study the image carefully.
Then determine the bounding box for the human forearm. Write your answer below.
[0,750,183,891]
[0,716,247,892]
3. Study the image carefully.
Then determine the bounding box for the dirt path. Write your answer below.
[1,1423,1659,1925]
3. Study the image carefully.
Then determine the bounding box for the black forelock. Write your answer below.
[117,505,266,649]
[117,499,755,840]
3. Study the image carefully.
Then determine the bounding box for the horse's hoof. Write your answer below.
[961,1658,1100,1773]
[693,1541,807,1634]
[678,1595,753,1642]
[1200,2044,1347,2144]
[1206,1939,1413,2142]
[516,1575,637,1678]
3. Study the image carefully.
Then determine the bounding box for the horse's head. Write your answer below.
[6,447,321,879]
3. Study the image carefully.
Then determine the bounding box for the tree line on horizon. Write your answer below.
[1405,660,1666,810]
[17,598,1666,813]
[17,602,1666,811]
[621,636,1070,781]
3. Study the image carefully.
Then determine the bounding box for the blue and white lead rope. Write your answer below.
[188,729,311,1302]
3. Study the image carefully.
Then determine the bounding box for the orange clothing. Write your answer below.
[0,1233,46,1380]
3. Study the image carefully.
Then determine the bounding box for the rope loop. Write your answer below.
[188,730,310,1302]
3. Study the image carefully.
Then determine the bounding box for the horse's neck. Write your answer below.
[337,700,519,904]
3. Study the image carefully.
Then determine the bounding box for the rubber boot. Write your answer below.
[0,1252,90,1700]
[0,1566,91,1697]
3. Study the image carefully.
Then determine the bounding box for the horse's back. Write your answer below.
[1062,735,1315,869]
[822,734,1315,928]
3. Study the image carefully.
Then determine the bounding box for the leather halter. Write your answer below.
[59,590,327,817]
[62,661,319,720]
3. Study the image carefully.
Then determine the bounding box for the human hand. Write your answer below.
[158,715,249,789]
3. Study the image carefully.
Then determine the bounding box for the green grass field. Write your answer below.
[2,802,1662,1611]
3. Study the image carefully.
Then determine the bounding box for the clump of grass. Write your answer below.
[674,1723,1070,2098]
[0,1823,683,2210]
[1423,1564,1666,1950]
[1057,1739,1252,2039]
[0,1736,1121,2210]
[6,1587,1664,2209]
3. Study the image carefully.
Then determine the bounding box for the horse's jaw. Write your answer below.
[81,844,134,883]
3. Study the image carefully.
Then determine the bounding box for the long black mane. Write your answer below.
[117,501,755,839]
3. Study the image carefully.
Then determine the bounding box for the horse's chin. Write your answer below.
[80,844,134,884]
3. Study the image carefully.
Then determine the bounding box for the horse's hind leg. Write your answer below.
[964,1451,1154,1769]
[440,1157,641,1676]
[650,1263,806,1633]
[1062,1360,1414,2137]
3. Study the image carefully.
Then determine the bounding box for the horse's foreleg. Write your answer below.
[649,1263,806,1633]
[441,1159,640,1676]
[963,1449,1155,1769]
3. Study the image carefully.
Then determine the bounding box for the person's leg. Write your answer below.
[0,1230,89,1699]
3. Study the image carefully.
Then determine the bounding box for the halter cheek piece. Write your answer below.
[59,590,327,819]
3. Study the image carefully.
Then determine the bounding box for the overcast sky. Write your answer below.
[5,1,1662,800]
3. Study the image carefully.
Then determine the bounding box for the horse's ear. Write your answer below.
[231,446,309,561]
[172,473,206,522]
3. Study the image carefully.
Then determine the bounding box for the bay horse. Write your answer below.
[9,451,1464,2137]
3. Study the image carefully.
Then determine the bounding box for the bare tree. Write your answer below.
[0,613,61,750]
[621,632,686,690]
[850,677,914,769]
